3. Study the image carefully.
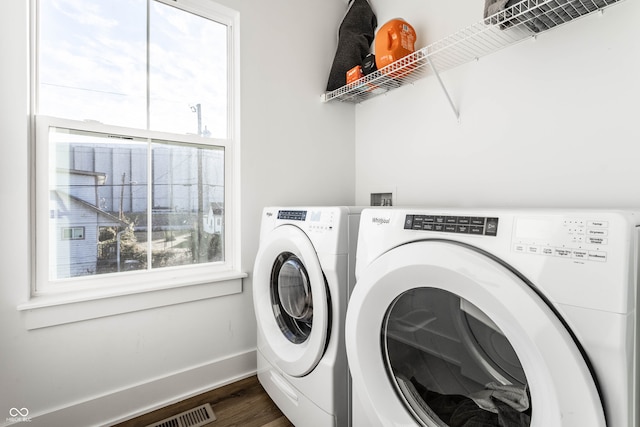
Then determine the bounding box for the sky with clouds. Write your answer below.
[39,0,228,138]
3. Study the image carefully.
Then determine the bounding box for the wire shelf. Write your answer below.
[321,0,624,104]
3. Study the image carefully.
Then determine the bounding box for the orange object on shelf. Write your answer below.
[375,18,416,70]
[346,65,364,84]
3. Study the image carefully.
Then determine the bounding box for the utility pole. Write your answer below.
[192,104,205,262]
[119,172,126,220]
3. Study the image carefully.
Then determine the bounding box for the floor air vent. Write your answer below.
[146,403,216,427]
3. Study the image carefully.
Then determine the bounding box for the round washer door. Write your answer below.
[345,241,605,427]
[254,224,329,377]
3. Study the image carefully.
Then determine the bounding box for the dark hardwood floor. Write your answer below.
[112,375,294,427]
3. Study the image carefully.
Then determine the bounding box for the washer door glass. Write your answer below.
[271,252,313,344]
[382,287,531,427]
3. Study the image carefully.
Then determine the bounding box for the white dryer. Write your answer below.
[346,208,638,427]
[253,206,362,426]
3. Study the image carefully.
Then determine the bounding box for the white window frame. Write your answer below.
[20,0,244,329]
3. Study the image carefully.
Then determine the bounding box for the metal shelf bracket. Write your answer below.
[426,56,460,122]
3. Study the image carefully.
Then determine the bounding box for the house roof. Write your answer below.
[57,168,108,185]
[52,190,129,227]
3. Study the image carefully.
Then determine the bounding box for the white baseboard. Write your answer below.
[15,349,257,427]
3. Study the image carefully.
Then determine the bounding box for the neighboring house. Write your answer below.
[205,203,224,235]
[50,186,128,279]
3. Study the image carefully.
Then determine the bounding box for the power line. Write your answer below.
[41,81,129,97]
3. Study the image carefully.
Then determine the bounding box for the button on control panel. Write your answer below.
[404,215,499,237]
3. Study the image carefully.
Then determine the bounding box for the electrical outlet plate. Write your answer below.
[371,192,393,207]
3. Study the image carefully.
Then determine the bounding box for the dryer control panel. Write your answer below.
[404,215,499,236]
[276,209,337,233]
[277,210,307,221]
[512,217,609,263]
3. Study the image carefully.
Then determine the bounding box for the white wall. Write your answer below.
[0,0,354,425]
[228,0,356,291]
[356,0,640,209]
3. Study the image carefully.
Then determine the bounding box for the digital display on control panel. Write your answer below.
[277,210,307,221]
[404,215,499,236]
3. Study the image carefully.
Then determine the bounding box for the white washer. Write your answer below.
[346,208,638,427]
[253,206,362,426]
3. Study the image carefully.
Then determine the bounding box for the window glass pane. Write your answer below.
[269,253,313,344]
[38,0,147,128]
[149,2,228,138]
[62,228,72,240]
[38,0,228,137]
[150,141,224,268]
[49,127,148,279]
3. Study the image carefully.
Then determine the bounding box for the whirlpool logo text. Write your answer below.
[371,217,391,225]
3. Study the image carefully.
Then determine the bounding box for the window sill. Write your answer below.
[17,270,247,330]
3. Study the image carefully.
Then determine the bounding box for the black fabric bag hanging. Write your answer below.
[326,0,377,92]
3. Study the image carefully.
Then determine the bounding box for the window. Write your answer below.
[62,227,85,240]
[33,0,240,296]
